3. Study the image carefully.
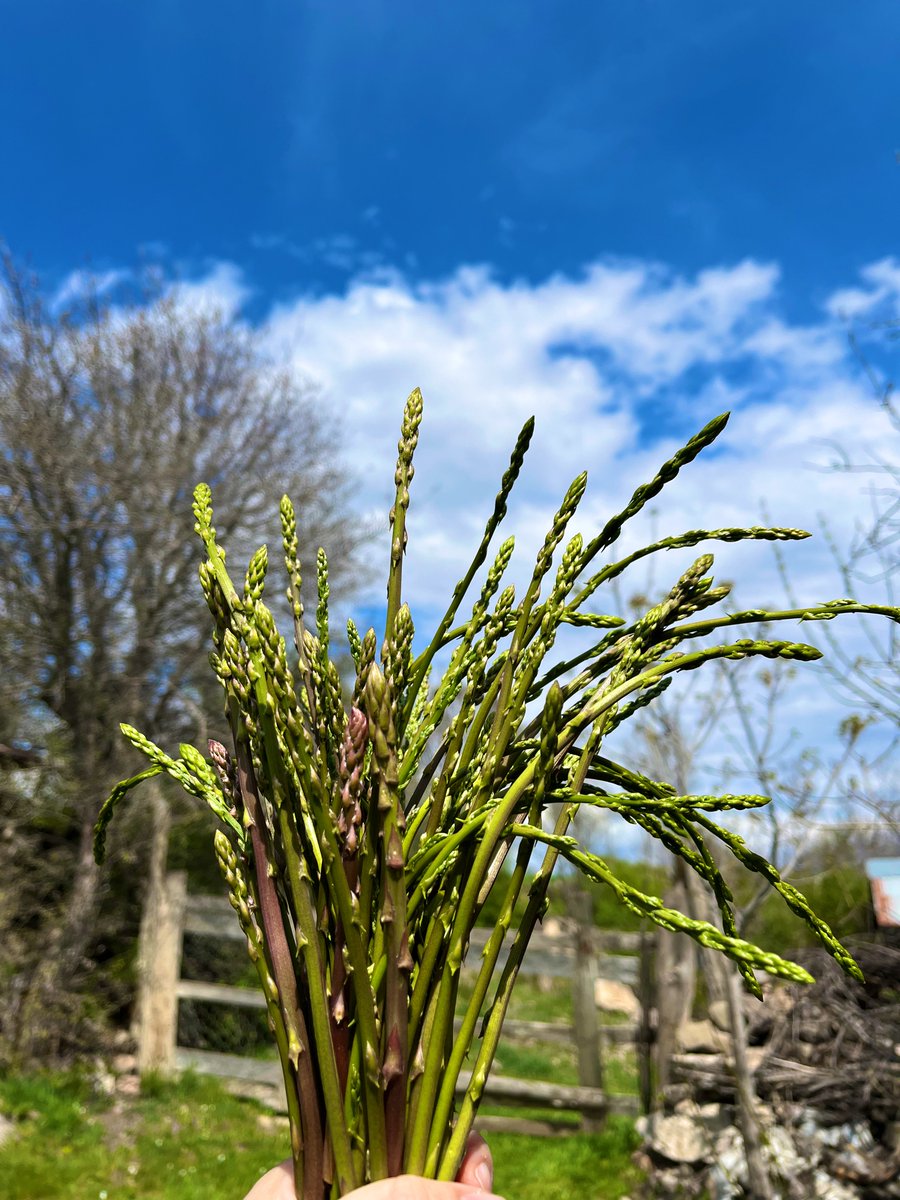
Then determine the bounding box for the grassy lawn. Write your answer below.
[459,972,641,1108]
[0,1070,287,1200]
[0,973,645,1199]
[0,1067,644,1200]
[490,1119,643,1200]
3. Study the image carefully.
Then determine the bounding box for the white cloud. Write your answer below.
[155,256,894,609]
[255,256,888,607]
[171,253,899,791]
[52,267,130,312]
[167,262,251,321]
[825,256,900,320]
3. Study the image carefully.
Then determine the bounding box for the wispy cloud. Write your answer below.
[825,257,900,320]
[51,267,131,312]
[251,230,387,275]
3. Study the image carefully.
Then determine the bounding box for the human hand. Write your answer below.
[242,1133,501,1200]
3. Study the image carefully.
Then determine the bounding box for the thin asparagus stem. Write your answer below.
[96,400,900,1200]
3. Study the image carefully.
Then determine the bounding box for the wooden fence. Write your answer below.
[137,873,649,1134]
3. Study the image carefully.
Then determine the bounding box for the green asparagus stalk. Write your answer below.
[95,392,900,1199]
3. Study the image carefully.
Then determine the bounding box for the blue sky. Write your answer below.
[3,1,898,314]
[4,2,900,846]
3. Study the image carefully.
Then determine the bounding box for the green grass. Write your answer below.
[459,970,641,1101]
[491,1039,578,1084]
[498,975,575,1024]
[489,1118,643,1200]
[0,973,643,1198]
[0,1068,645,1200]
[0,1070,287,1200]
[456,972,577,1024]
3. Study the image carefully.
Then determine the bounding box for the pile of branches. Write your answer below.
[676,943,900,1127]
[756,942,900,1125]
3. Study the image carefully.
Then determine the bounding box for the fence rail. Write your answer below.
[174,1048,637,1117]
[139,876,649,1133]
[174,980,640,1047]
[182,901,643,984]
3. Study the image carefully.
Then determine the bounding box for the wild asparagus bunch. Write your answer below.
[96,391,899,1199]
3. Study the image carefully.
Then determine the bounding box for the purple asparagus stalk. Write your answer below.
[329,707,370,1094]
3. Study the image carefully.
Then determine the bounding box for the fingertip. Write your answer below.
[241,1159,295,1199]
[456,1130,493,1194]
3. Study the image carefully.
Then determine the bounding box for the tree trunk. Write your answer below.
[688,865,774,1200]
[723,964,775,1200]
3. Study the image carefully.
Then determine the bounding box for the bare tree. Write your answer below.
[765,339,900,834]
[0,260,366,1059]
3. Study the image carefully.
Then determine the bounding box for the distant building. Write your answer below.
[865,858,900,928]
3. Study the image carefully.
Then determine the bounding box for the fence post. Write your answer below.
[637,926,654,1115]
[570,890,605,1132]
[135,869,188,1074]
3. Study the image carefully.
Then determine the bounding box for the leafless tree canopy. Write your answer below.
[0,261,367,1059]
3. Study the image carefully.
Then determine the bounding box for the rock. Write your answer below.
[660,1082,692,1107]
[116,1074,140,1097]
[714,1126,747,1188]
[830,1146,874,1180]
[745,1046,768,1073]
[766,1122,805,1179]
[843,1121,875,1151]
[112,1053,137,1074]
[814,1121,873,1150]
[642,1113,712,1164]
[676,1019,726,1054]
[0,1114,15,1148]
[594,977,640,1017]
[257,1113,289,1135]
[630,1148,653,1175]
[812,1168,858,1200]
[695,1103,729,1134]
[708,1000,730,1032]
[94,1070,116,1096]
[745,982,793,1042]
[704,1003,774,1061]
[669,1102,731,1143]
[709,1163,742,1200]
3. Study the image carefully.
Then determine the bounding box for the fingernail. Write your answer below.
[475,1160,493,1192]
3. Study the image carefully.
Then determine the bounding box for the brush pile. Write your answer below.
[638,943,900,1199]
